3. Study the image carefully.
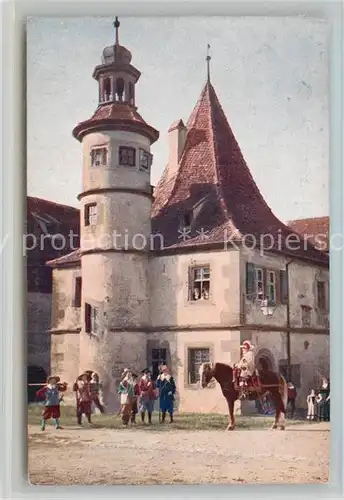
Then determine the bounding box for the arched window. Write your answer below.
[115,78,125,102]
[128,82,135,106]
[103,77,111,102]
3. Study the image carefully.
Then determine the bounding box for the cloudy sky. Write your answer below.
[27,16,329,222]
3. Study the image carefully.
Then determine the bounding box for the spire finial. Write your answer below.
[114,17,120,45]
[206,44,211,82]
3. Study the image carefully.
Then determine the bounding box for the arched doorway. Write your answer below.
[255,349,275,372]
[27,365,47,402]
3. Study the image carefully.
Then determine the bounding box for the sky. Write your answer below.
[27,16,329,223]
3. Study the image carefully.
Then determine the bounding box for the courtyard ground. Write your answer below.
[28,406,329,485]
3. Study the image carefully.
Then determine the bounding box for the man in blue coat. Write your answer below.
[156,365,176,423]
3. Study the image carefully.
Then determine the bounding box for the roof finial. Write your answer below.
[114,16,120,45]
[206,44,211,82]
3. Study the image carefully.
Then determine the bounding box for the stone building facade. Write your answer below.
[26,196,79,398]
[47,21,329,414]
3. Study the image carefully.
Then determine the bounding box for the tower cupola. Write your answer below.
[73,17,158,144]
[93,17,139,107]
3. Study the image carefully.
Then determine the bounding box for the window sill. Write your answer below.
[187,299,215,306]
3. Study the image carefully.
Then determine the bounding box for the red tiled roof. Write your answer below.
[72,102,159,144]
[152,81,328,265]
[46,249,82,267]
[287,217,329,252]
[27,197,80,289]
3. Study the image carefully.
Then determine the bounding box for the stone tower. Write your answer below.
[72,18,159,412]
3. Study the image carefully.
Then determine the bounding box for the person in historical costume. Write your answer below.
[73,372,93,426]
[233,341,260,389]
[118,369,135,425]
[156,365,176,423]
[287,381,297,418]
[89,372,105,414]
[36,376,68,431]
[130,373,140,424]
[306,389,316,420]
[138,369,156,424]
[316,377,330,422]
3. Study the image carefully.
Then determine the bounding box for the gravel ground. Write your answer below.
[28,422,329,485]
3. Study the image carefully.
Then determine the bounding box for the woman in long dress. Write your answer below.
[118,369,135,425]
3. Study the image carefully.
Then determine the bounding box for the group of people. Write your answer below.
[306,377,330,421]
[118,365,176,425]
[35,371,104,429]
[35,365,177,429]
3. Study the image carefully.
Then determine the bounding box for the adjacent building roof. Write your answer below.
[151,81,328,265]
[27,197,80,290]
[287,217,329,252]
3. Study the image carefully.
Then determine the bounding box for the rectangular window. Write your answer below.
[301,305,311,327]
[90,147,108,167]
[85,302,100,334]
[84,203,97,227]
[73,277,82,308]
[119,146,136,166]
[267,271,276,302]
[189,265,210,301]
[139,149,153,172]
[188,348,210,384]
[255,268,264,300]
[151,348,167,380]
[317,281,327,310]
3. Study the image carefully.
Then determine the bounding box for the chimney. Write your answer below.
[168,119,187,175]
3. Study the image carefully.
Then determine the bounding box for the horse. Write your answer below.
[199,362,288,431]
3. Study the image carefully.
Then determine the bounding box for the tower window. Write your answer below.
[84,203,97,226]
[189,265,210,301]
[119,146,136,167]
[90,147,108,167]
[85,302,100,335]
[139,149,153,172]
[73,277,82,308]
[128,82,135,106]
[115,78,125,102]
[103,77,112,102]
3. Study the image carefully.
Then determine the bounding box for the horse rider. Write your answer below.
[233,340,261,390]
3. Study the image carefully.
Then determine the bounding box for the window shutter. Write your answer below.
[85,303,91,333]
[188,267,193,301]
[246,263,256,299]
[280,270,289,304]
[84,206,89,227]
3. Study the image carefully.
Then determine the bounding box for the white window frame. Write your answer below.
[188,348,210,384]
[91,146,108,167]
[139,149,153,172]
[267,270,276,302]
[190,265,210,301]
[85,203,97,227]
[255,267,264,300]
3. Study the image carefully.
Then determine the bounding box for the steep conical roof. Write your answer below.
[152,81,327,264]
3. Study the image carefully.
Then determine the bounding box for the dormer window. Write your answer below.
[119,146,136,167]
[139,149,153,172]
[91,147,108,167]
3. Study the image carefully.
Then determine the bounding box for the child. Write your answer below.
[89,372,104,414]
[36,376,68,431]
[307,389,316,420]
[74,372,93,426]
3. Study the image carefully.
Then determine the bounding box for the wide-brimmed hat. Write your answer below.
[47,375,60,384]
[141,368,151,374]
[240,340,254,350]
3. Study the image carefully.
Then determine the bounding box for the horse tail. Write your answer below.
[279,374,288,415]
